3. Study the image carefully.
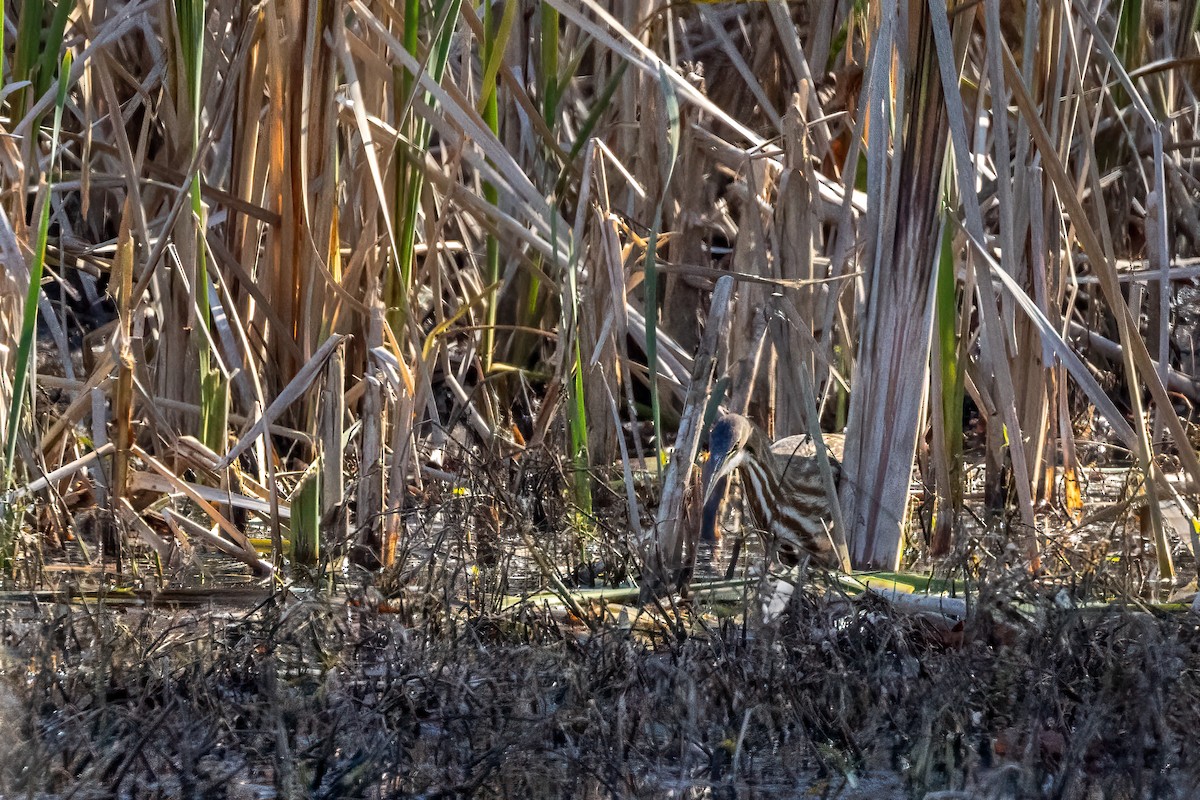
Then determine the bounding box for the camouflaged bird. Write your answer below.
[701,413,843,569]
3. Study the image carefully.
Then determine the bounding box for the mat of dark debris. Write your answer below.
[2,576,1199,800]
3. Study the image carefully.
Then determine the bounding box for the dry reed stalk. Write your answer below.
[641,275,733,598]
[840,1,950,570]
[4,0,1200,596]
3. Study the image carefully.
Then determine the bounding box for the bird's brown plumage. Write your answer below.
[701,413,842,569]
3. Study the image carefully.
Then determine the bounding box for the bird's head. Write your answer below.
[701,413,759,505]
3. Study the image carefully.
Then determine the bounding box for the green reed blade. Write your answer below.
[388,0,463,334]
[562,223,593,527]
[291,454,320,567]
[479,0,516,372]
[933,211,964,520]
[540,4,560,128]
[643,65,681,471]
[553,60,627,201]
[174,0,227,453]
[5,51,71,475]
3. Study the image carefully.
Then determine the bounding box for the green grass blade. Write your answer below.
[5,51,71,475]
[291,456,320,567]
[34,0,74,104]
[540,4,560,127]
[554,60,627,199]
[562,222,593,528]
[174,0,227,453]
[643,65,681,469]
[932,210,964,540]
[388,0,464,333]
[11,0,45,118]
[478,0,517,371]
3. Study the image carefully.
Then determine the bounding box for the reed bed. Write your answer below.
[0,0,1196,590]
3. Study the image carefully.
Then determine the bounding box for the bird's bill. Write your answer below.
[700,449,742,505]
[699,453,729,545]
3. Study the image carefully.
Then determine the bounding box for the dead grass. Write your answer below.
[2,0,1198,587]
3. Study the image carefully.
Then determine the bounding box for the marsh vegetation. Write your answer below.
[2,0,1200,796]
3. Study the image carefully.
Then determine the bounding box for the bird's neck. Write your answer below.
[740,431,785,530]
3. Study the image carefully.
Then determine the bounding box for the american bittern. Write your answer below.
[701,413,843,569]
